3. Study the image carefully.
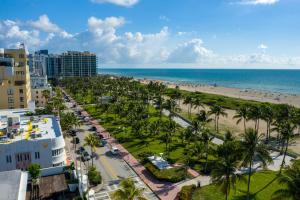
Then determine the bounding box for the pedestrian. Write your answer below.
[197,181,201,188]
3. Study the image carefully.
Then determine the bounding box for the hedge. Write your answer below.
[144,161,186,183]
[179,185,197,200]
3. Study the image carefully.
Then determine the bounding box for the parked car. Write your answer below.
[89,126,97,131]
[110,146,119,155]
[82,151,91,161]
[69,130,77,137]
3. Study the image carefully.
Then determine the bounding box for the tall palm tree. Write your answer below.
[261,104,274,142]
[212,142,240,200]
[248,105,263,132]
[183,95,193,117]
[193,97,204,114]
[278,121,297,173]
[112,178,147,200]
[209,104,228,133]
[271,161,300,200]
[196,110,212,124]
[240,128,272,200]
[84,134,98,166]
[233,105,248,133]
[163,99,180,118]
[201,128,212,174]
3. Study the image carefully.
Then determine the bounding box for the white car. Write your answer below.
[111,146,119,155]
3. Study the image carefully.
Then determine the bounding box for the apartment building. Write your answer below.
[0,109,66,172]
[0,46,33,109]
[61,51,97,77]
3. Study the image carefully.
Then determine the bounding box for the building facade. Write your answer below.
[61,51,97,77]
[47,54,62,79]
[0,47,32,109]
[31,75,52,107]
[0,109,66,172]
[29,50,48,76]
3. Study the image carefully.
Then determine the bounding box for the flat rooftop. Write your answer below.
[0,170,28,200]
[0,109,62,144]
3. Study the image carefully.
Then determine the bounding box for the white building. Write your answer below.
[30,75,52,107]
[0,109,66,172]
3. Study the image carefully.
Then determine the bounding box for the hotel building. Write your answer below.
[0,109,66,172]
[0,46,32,109]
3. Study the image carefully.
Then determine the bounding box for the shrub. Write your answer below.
[88,167,102,186]
[179,185,196,200]
[145,161,186,183]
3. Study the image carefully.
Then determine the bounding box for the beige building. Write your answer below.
[0,47,32,109]
[31,75,52,107]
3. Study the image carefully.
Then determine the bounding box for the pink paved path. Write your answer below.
[65,93,196,200]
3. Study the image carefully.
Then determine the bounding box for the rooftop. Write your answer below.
[0,170,28,200]
[0,109,62,144]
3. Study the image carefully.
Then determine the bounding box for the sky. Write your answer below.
[0,0,300,68]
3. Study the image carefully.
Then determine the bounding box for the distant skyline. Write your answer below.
[0,0,300,68]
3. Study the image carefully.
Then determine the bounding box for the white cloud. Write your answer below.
[90,0,139,7]
[29,15,60,33]
[168,39,214,63]
[238,0,279,5]
[258,44,268,49]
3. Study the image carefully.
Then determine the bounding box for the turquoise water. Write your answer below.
[98,68,300,95]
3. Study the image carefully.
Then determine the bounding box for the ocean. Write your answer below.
[98,68,300,95]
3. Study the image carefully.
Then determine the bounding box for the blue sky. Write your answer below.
[0,0,300,68]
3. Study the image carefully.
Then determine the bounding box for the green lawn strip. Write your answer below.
[166,88,268,110]
[192,171,287,200]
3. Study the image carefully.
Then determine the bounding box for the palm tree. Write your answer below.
[163,98,181,118]
[196,110,212,124]
[84,134,98,166]
[278,121,297,173]
[201,128,212,174]
[112,178,147,200]
[193,97,204,114]
[248,105,263,132]
[233,105,248,133]
[42,89,51,104]
[240,128,272,200]
[183,95,193,117]
[261,104,274,142]
[271,161,300,200]
[28,163,41,199]
[212,142,240,200]
[209,104,228,133]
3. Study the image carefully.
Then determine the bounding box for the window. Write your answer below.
[20,97,24,102]
[35,152,40,159]
[8,97,14,103]
[19,54,25,58]
[6,155,12,163]
[19,89,23,94]
[36,96,39,99]
[52,148,64,156]
[7,89,13,95]
[36,91,38,94]
[20,105,24,108]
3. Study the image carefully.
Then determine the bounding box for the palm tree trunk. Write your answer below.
[247,161,252,200]
[279,138,289,174]
[204,144,208,173]
[226,176,229,200]
[244,118,247,133]
[91,147,94,167]
[216,116,219,133]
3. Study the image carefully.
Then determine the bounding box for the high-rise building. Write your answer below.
[0,46,33,109]
[46,54,62,79]
[61,51,97,77]
[28,50,48,77]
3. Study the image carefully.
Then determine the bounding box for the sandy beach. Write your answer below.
[139,78,300,108]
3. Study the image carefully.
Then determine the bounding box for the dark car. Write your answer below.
[89,126,97,131]
[73,137,80,144]
[82,151,91,161]
[78,146,85,154]
[69,130,77,137]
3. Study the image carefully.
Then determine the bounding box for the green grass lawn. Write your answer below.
[192,171,288,200]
